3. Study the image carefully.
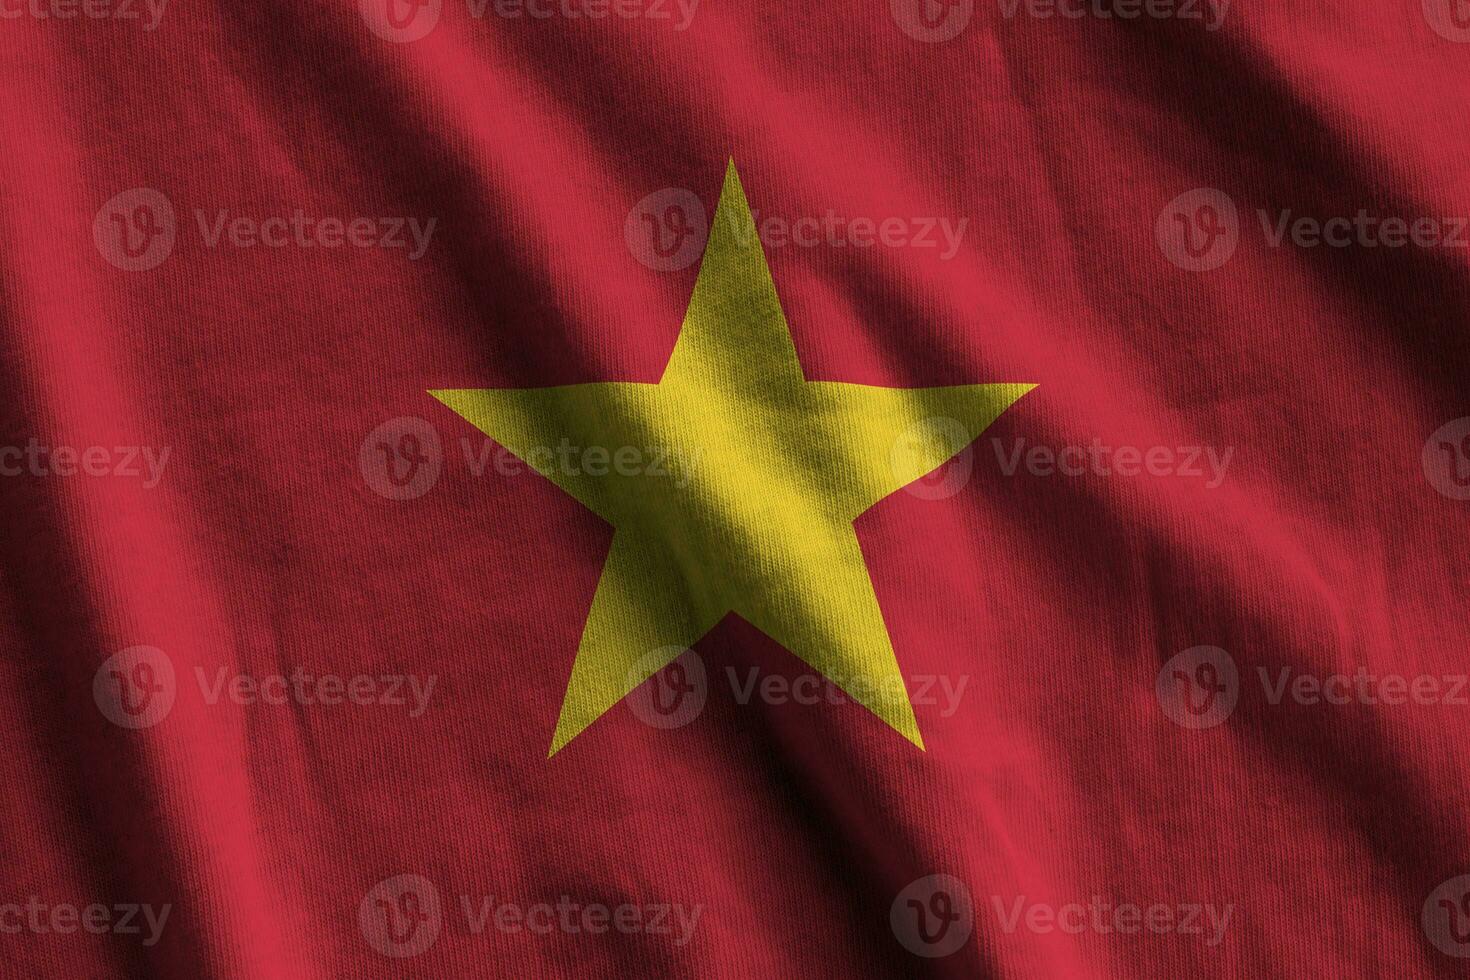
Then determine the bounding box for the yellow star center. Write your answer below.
[433,161,1033,756]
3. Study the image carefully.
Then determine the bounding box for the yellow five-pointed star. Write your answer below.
[433,162,1033,757]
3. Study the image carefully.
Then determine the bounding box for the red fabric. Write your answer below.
[2,2,1468,977]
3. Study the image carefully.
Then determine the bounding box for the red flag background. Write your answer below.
[1,0,1469,976]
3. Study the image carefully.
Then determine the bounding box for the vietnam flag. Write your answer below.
[3,0,1470,976]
